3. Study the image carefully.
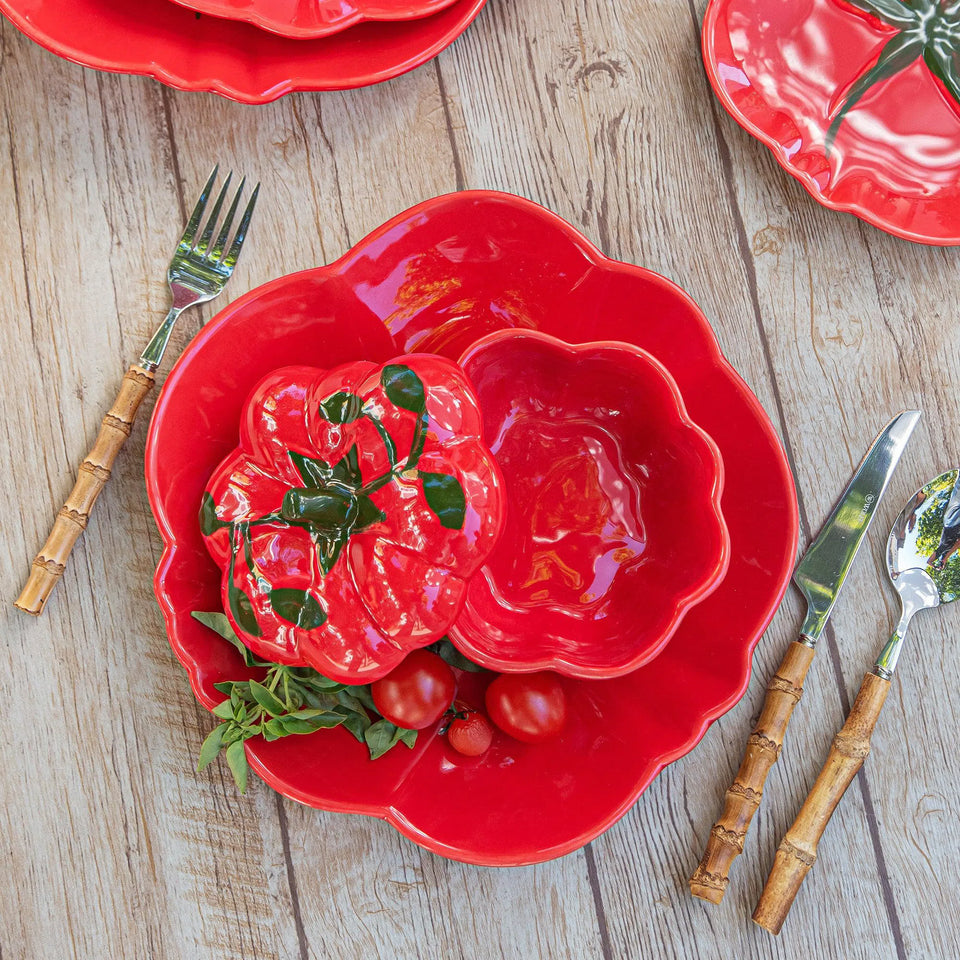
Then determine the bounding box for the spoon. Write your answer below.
[753,469,960,934]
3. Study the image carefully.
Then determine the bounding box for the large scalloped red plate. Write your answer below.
[0,0,485,102]
[170,0,460,41]
[146,191,798,866]
[703,0,960,244]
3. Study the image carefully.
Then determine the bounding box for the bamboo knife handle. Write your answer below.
[753,671,890,934]
[14,365,155,616]
[689,640,816,903]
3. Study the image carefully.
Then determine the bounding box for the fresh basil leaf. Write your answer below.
[269,588,327,630]
[420,472,466,530]
[224,740,249,794]
[197,724,227,771]
[212,700,235,720]
[278,714,345,735]
[382,364,426,414]
[289,451,332,487]
[199,492,226,536]
[428,637,487,673]
[364,718,417,760]
[262,719,287,742]
[249,680,286,716]
[342,685,377,713]
[319,391,364,424]
[334,706,371,743]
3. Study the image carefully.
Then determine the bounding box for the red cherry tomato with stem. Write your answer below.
[485,672,567,743]
[447,711,494,757]
[371,650,456,730]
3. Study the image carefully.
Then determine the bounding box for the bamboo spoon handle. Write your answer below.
[14,365,155,615]
[752,671,890,934]
[689,640,817,903]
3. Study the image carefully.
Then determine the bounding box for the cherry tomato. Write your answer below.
[447,712,494,757]
[371,650,456,730]
[485,672,567,743]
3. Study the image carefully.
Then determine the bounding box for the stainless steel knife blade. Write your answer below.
[794,409,921,643]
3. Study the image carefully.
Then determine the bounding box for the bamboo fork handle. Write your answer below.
[15,365,156,615]
[690,640,816,903]
[753,671,890,934]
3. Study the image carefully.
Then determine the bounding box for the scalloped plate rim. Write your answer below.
[701,0,960,246]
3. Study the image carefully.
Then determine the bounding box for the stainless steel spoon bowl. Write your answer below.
[876,468,960,678]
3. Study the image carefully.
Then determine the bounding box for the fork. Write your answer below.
[15,166,259,616]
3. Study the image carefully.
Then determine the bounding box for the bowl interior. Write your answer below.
[449,328,728,677]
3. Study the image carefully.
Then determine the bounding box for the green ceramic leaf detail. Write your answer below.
[353,493,386,532]
[229,586,262,638]
[826,31,924,152]
[319,391,364,424]
[382,364,426,414]
[924,43,960,105]
[289,451,332,487]
[842,0,918,27]
[199,492,225,536]
[330,445,363,488]
[269,588,327,630]
[420,471,466,530]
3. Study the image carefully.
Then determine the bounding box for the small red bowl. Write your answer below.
[449,329,729,678]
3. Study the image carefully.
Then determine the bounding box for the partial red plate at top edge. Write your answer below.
[145,190,799,866]
[0,0,486,102]
[170,0,461,40]
[703,0,960,244]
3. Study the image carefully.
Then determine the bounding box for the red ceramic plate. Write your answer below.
[146,191,798,866]
[450,329,730,679]
[703,0,960,244]
[0,0,485,101]
[170,0,460,40]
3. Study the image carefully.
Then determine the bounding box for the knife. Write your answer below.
[689,409,921,904]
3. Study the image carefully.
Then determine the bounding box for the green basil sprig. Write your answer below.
[191,611,418,793]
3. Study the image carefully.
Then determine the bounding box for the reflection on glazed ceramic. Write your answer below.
[146,191,799,866]
[169,0,461,40]
[200,356,505,684]
[449,329,730,679]
[705,0,960,242]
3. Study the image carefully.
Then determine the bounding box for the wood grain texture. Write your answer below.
[2,0,960,957]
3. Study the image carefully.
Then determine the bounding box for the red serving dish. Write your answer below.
[0,0,485,101]
[170,0,460,40]
[450,328,729,679]
[146,191,798,866]
[703,0,960,244]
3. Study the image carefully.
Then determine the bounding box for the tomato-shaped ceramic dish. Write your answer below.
[448,329,729,679]
[0,0,486,101]
[200,357,505,684]
[146,191,798,866]
[703,0,960,244]
[170,0,460,40]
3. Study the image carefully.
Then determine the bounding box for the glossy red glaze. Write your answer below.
[450,329,729,678]
[146,191,799,866]
[0,0,486,101]
[703,0,960,244]
[201,358,505,684]
[171,0,459,40]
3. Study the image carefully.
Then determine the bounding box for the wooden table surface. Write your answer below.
[2,1,958,957]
